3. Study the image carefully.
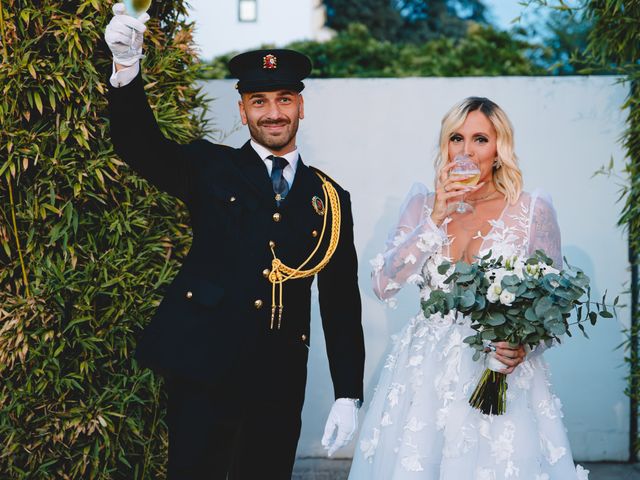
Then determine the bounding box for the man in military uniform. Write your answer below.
[105,4,364,479]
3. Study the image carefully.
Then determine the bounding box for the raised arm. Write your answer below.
[371,183,448,302]
[105,3,193,201]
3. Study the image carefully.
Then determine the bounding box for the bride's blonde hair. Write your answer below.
[434,97,523,204]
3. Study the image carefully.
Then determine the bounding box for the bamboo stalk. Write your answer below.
[7,175,30,297]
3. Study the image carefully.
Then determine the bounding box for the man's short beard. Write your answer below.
[248,119,299,151]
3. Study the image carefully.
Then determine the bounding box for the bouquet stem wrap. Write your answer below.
[469,353,508,415]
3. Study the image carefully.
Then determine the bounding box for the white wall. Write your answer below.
[198,76,630,461]
[188,0,317,59]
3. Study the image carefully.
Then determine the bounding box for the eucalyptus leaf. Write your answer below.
[454,262,473,275]
[534,296,553,317]
[459,289,476,309]
[437,261,451,275]
[481,329,497,340]
[486,312,506,326]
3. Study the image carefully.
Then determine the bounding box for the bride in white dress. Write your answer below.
[349,97,589,480]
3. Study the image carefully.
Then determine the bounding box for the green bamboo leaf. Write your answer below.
[48,90,56,110]
[28,63,37,79]
[33,91,43,114]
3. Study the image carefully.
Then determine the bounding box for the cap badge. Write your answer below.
[311,196,325,216]
[263,54,277,69]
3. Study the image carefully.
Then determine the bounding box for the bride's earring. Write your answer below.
[493,157,502,169]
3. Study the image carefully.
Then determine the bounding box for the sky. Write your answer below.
[483,0,529,28]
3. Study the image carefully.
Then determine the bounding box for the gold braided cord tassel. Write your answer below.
[267,174,342,328]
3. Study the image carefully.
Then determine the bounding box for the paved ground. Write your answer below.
[292,458,640,480]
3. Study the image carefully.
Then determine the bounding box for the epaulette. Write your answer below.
[308,165,340,188]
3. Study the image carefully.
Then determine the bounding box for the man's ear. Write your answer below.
[298,94,305,120]
[238,99,248,125]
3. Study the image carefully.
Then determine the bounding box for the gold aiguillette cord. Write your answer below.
[267,173,341,329]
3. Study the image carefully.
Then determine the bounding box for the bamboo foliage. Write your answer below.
[583,0,640,457]
[0,0,211,477]
[528,0,640,458]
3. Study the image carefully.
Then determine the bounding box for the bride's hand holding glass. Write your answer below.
[431,160,484,226]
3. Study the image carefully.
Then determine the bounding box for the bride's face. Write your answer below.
[447,110,498,182]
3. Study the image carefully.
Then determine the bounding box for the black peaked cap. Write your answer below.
[228,49,313,94]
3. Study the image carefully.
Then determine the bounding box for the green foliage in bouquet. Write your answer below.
[0,1,210,478]
[422,250,616,361]
[421,250,617,415]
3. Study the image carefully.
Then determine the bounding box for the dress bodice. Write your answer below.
[371,183,562,308]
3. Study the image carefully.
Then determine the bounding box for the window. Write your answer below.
[239,0,257,22]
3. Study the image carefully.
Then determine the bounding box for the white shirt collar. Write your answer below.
[251,139,300,175]
[250,140,300,177]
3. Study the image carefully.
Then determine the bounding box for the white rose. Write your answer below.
[499,289,516,306]
[486,282,502,303]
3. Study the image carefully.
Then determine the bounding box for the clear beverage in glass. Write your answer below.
[449,154,481,214]
[123,0,152,16]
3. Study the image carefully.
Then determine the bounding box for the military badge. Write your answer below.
[263,54,277,69]
[311,196,325,216]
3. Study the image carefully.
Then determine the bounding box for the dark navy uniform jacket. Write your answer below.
[107,73,364,401]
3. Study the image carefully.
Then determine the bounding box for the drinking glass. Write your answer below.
[449,154,481,214]
[123,0,152,17]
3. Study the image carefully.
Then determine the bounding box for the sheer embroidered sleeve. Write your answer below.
[371,183,448,303]
[526,189,563,360]
[528,190,562,269]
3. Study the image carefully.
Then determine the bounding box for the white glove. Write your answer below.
[104,3,150,67]
[321,398,359,457]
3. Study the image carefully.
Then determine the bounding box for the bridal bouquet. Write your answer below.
[421,249,617,415]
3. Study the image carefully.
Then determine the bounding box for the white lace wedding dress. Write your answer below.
[349,183,589,480]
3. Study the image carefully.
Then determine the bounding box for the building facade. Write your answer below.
[188,0,332,60]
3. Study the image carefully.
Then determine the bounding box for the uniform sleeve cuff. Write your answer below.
[110,61,140,88]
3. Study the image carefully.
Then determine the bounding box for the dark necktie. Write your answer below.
[268,155,290,204]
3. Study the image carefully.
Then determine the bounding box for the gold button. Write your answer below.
[301,334,307,341]
[229,196,236,202]
[272,212,281,222]
[262,269,270,278]
[269,240,276,248]
[254,299,263,309]
[186,291,193,299]
[311,230,318,237]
